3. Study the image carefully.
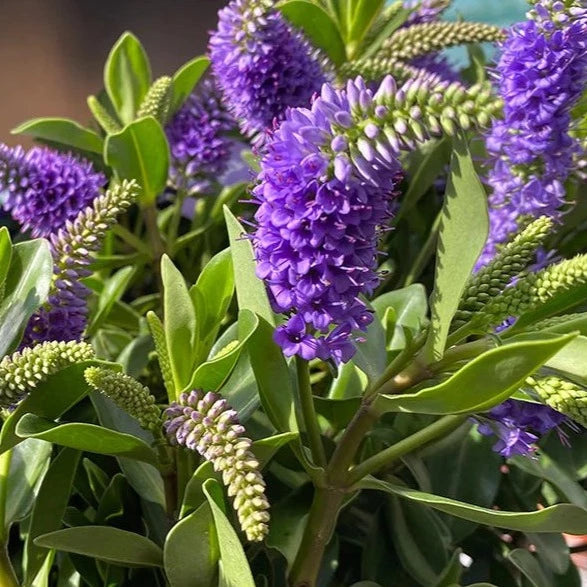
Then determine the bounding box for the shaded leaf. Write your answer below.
[170,56,210,115]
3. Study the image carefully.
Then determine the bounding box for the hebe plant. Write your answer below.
[0,0,584,586]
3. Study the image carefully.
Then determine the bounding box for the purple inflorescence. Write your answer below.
[209,0,326,138]
[252,77,402,363]
[478,1,587,265]
[165,78,236,194]
[0,144,105,238]
[477,399,567,457]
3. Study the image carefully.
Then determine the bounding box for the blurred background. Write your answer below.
[0,0,528,145]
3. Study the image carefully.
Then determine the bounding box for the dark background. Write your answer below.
[0,0,225,144]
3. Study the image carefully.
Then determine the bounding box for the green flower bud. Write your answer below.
[146,311,175,396]
[84,367,161,432]
[87,95,121,134]
[136,76,173,124]
[528,375,587,428]
[0,341,94,408]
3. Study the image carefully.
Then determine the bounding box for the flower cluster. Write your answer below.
[164,390,270,542]
[209,0,326,138]
[165,78,235,193]
[530,375,587,428]
[253,75,500,361]
[477,399,566,457]
[0,144,105,238]
[0,340,94,408]
[479,0,587,265]
[24,180,140,345]
[85,367,162,432]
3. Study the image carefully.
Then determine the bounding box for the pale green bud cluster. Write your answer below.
[0,341,95,408]
[528,375,587,428]
[164,390,270,541]
[146,311,175,396]
[380,22,506,61]
[341,56,426,83]
[136,76,173,124]
[84,367,162,432]
[87,95,121,134]
[453,217,553,327]
[530,312,586,332]
[477,254,587,329]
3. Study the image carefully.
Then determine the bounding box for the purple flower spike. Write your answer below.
[252,77,402,363]
[479,1,587,265]
[209,0,327,138]
[165,78,235,194]
[0,144,105,238]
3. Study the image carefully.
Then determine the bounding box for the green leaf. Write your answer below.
[0,238,52,356]
[186,310,258,392]
[352,301,387,383]
[180,461,216,518]
[87,266,135,336]
[315,396,361,428]
[161,254,197,392]
[360,6,409,59]
[203,479,255,587]
[104,32,151,124]
[25,448,81,584]
[432,549,463,587]
[11,118,103,154]
[279,1,347,65]
[34,527,163,568]
[164,503,218,587]
[372,284,428,351]
[360,477,587,534]
[190,247,235,361]
[4,439,52,528]
[348,0,386,53]
[396,138,451,221]
[0,228,12,297]
[544,335,587,384]
[0,360,120,454]
[224,207,273,325]
[526,533,570,576]
[508,549,550,587]
[15,414,159,466]
[424,137,489,360]
[538,313,587,336]
[104,116,169,206]
[224,207,296,432]
[375,332,575,415]
[252,432,299,469]
[170,56,210,115]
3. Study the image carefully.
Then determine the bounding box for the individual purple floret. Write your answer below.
[0,144,105,238]
[477,399,567,457]
[252,77,403,363]
[165,78,235,194]
[209,0,326,138]
[478,0,587,265]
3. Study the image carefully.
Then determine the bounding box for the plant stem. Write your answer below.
[289,487,345,587]
[296,357,327,468]
[348,415,467,485]
[0,544,18,587]
[0,450,12,542]
[167,190,187,252]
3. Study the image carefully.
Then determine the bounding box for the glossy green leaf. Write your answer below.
[0,239,52,356]
[4,439,52,528]
[538,313,587,336]
[279,1,346,65]
[180,461,216,518]
[252,432,299,469]
[376,333,575,415]
[353,301,387,383]
[219,349,260,422]
[25,448,81,584]
[186,310,258,392]
[170,56,210,115]
[104,116,169,206]
[372,284,428,351]
[203,479,255,587]
[15,414,159,466]
[360,477,587,534]
[165,502,218,587]
[0,228,12,296]
[190,247,235,360]
[396,138,451,221]
[87,266,135,336]
[348,0,385,49]
[315,396,360,428]
[544,335,587,384]
[328,362,367,400]
[432,549,463,587]
[161,254,197,392]
[34,527,163,568]
[424,137,489,360]
[104,32,151,123]
[12,117,103,154]
[224,207,273,325]
[508,549,550,587]
[0,360,120,454]
[526,533,570,576]
[360,6,409,59]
